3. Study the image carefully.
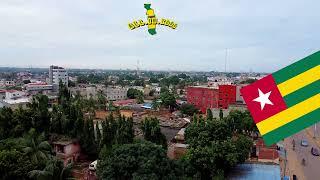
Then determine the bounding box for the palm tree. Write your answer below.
[29,157,74,180]
[21,128,52,165]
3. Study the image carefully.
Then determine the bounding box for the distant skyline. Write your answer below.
[0,0,319,72]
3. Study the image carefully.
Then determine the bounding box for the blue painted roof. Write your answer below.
[227,163,281,180]
[141,103,152,109]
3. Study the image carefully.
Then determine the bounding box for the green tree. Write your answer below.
[0,149,36,180]
[149,77,159,83]
[97,141,179,180]
[140,117,167,148]
[151,99,161,111]
[29,94,50,134]
[234,135,253,162]
[0,107,14,140]
[219,108,223,120]
[180,103,199,116]
[136,92,144,104]
[22,129,52,166]
[58,81,71,111]
[97,90,106,110]
[81,119,97,157]
[206,109,213,121]
[115,116,134,145]
[127,88,143,99]
[12,107,33,137]
[96,122,101,149]
[160,91,176,111]
[28,157,73,180]
[183,112,253,179]
[50,105,63,134]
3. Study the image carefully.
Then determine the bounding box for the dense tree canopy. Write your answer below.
[180,103,199,116]
[127,88,143,99]
[160,91,176,111]
[184,110,253,179]
[140,117,167,148]
[97,141,180,180]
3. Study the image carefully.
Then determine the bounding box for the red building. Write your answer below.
[218,85,236,109]
[187,85,236,113]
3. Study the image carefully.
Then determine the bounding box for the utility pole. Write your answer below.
[136,60,141,77]
[314,124,317,139]
[224,48,228,73]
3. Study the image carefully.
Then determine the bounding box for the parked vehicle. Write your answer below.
[89,160,98,171]
[311,147,320,156]
[301,139,308,147]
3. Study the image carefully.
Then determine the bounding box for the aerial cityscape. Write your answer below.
[0,1,319,180]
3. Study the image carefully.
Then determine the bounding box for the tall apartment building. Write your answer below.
[49,65,68,87]
[187,85,237,113]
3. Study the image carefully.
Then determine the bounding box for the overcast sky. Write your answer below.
[0,0,319,72]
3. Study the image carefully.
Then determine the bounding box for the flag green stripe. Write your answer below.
[263,109,320,146]
[283,80,320,107]
[273,51,320,84]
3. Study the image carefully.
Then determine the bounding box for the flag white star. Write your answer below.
[253,88,273,110]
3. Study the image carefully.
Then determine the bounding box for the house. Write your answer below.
[2,90,30,109]
[104,86,127,101]
[113,99,136,107]
[255,138,279,164]
[187,85,237,113]
[24,82,53,94]
[53,140,81,166]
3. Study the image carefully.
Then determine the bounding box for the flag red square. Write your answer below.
[240,75,287,123]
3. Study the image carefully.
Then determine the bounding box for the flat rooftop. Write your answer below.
[3,97,30,104]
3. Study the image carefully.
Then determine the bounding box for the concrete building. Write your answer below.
[2,90,29,109]
[53,140,81,166]
[49,65,68,87]
[187,85,237,113]
[5,90,25,99]
[236,84,247,104]
[207,75,232,89]
[0,79,15,87]
[187,86,219,113]
[218,85,236,109]
[104,86,127,101]
[86,86,97,99]
[25,82,53,95]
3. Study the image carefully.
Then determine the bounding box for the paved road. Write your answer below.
[288,129,320,180]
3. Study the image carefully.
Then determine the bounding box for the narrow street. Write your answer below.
[283,125,320,180]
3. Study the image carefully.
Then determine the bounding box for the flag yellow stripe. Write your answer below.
[257,94,320,135]
[277,65,320,97]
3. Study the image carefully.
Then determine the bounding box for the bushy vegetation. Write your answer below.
[0,77,257,179]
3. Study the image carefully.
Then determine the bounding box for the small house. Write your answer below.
[53,140,81,166]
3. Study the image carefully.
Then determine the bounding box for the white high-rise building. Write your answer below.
[49,65,68,87]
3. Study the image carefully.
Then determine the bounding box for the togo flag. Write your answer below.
[241,51,320,146]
